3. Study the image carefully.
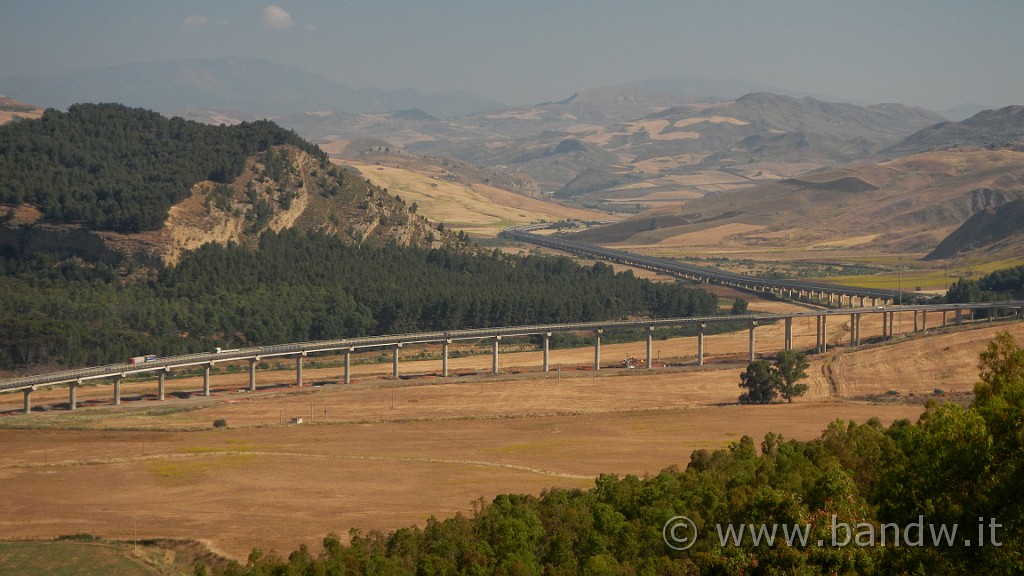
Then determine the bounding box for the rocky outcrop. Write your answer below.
[1,145,463,268]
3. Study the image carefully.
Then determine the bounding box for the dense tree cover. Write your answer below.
[0,230,717,369]
[199,333,1024,575]
[730,297,748,315]
[738,351,810,404]
[947,264,1024,303]
[738,360,782,404]
[0,103,326,231]
[775,350,811,402]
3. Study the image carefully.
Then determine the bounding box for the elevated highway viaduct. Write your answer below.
[499,225,905,307]
[2,302,1020,414]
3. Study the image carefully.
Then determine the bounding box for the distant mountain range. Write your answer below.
[0,57,504,118]
[393,92,946,197]
[4,57,1022,262]
[569,105,1024,261]
[3,57,864,121]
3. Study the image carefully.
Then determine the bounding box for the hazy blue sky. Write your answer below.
[2,1,1022,110]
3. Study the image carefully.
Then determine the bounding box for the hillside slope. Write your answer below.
[572,148,1024,257]
[418,93,945,201]
[926,198,1024,260]
[882,105,1024,157]
[0,104,461,266]
[0,95,43,124]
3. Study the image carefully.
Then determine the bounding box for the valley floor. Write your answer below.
[1,299,1021,560]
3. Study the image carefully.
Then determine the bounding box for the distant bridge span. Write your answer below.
[500,224,905,305]
[1,302,1020,414]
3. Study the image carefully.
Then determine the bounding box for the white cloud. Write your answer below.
[183,15,208,29]
[262,5,294,29]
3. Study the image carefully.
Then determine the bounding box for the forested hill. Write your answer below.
[0,103,325,232]
[0,230,717,369]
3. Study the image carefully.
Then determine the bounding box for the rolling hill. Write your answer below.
[927,198,1024,260]
[571,147,1024,260]
[0,103,459,267]
[0,95,43,124]
[405,93,945,202]
[881,105,1024,157]
[176,88,945,209]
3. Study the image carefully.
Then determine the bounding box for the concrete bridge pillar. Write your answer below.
[871,297,878,307]
[851,314,861,346]
[815,315,821,352]
[492,337,500,374]
[23,387,32,414]
[114,376,122,406]
[954,308,963,325]
[646,327,654,369]
[594,329,603,371]
[158,369,167,401]
[442,340,450,377]
[922,310,928,332]
[296,354,304,387]
[543,333,551,372]
[203,363,211,397]
[784,317,793,351]
[69,380,78,411]
[860,296,866,307]
[825,315,831,349]
[828,293,835,306]
[697,323,706,366]
[913,310,919,332]
[344,348,353,384]
[748,321,758,363]
[816,315,828,353]
[393,344,402,378]
[249,358,258,392]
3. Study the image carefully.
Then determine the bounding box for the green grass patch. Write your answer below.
[0,540,157,576]
[810,257,1024,291]
[808,269,950,291]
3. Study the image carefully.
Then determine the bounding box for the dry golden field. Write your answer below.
[2,298,1020,560]
[343,160,612,237]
